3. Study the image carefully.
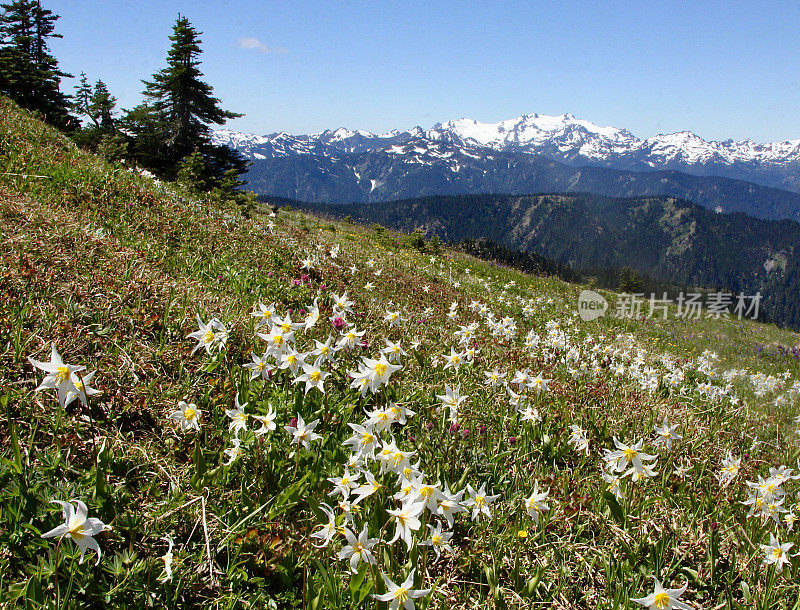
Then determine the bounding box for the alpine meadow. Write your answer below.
[2,2,800,609]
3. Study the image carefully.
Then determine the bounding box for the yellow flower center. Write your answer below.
[74,379,84,392]
[273,335,284,346]
[624,448,637,462]
[257,362,265,371]
[184,407,196,421]
[55,366,70,383]
[654,592,671,609]
[68,517,85,539]
[203,330,215,343]
[320,345,329,355]
[393,587,409,602]
[432,534,443,545]
[281,323,291,333]
[475,495,485,507]
[361,432,374,445]
[773,547,783,559]
[374,363,387,376]
[420,486,433,498]
[310,371,321,383]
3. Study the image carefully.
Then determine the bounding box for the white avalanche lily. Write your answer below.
[169,400,202,432]
[252,406,277,436]
[524,482,550,525]
[464,483,499,521]
[419,521,454,558]
[225,393,249,436]
[158,535,175,582]
[372,569,431,610]
[64,370,101,408]
[761,533,794,573]
[28,344,84,409]
[630,578,690,609]
[338,525,378,573]
[41,499,109,565]
[284,414,321,450]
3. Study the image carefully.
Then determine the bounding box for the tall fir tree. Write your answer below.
[0,0,75,128]
[71,71,92,121]
[89,80,116,128]
[71,74,125,158]
[125,15,248,189]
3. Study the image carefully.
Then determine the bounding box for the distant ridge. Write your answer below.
[215,111,800,194]
[215,113,800,222]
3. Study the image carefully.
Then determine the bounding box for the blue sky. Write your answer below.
[48,0,800,142]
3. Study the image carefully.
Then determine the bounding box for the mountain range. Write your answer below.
[213,113,800,221]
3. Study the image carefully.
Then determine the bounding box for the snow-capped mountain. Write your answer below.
[212,113,800,221]
[214,113,800,190]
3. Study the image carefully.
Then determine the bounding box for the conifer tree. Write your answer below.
[89,80,116,128]
[0,0,75,128]
[125,15,248,189]
[72,71,92,121]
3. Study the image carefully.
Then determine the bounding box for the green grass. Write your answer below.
[1,96,800,608]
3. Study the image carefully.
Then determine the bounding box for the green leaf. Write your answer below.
[25,576,43,609]
[603,492,625,526]
[9,419,23,475]
[265,471,311,521]
[190,438,206,490]
[94,438,109,503]
[349,563,368,597]
[740,581,751,603]
[356,578,374,605]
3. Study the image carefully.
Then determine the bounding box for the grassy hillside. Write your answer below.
[297,193,800,332]
[2,97,800,608]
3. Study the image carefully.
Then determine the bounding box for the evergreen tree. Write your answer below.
[71,71,92,121]
[617,266,643,293]
[125,15,248,189]
[71,75,122,156]
[0,0,74,128]
[89,79,116,128]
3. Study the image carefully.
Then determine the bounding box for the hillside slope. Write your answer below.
[299,193,800,331]
[2,98,800,608]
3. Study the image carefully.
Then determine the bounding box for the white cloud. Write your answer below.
[236,37,287,54]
